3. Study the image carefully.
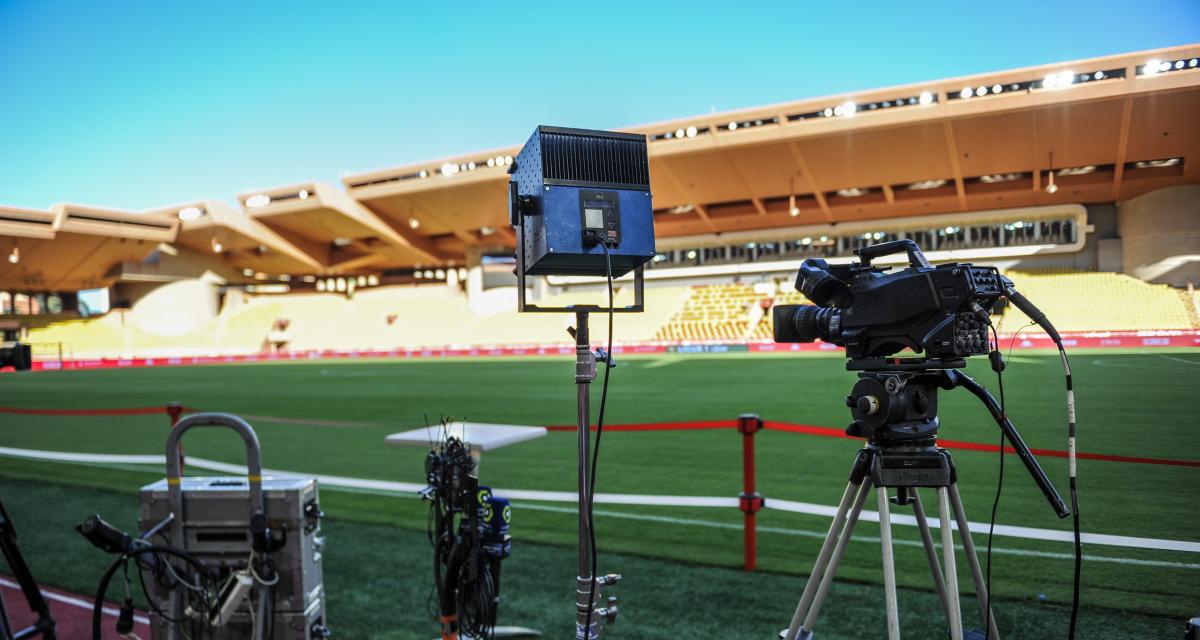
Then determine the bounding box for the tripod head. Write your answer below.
[844,367,1071,518]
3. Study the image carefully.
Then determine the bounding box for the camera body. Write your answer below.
[774,240,1005,361]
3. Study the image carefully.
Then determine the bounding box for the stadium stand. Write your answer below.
[20,270,1200,358]
[998,270,1196,333]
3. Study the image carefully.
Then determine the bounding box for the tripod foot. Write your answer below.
[777,629,813,640]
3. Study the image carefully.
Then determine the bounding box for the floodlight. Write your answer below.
[435,269,445,280]
[960,87,972,99]
[441,163,459,176]
[245,194,271,208]
[211,238,223,253]
[178,207,203,221]
[1175,60,1184,70]
[7,245,17,264]
[675,128,685,139]
[686,126,698,138]
[367,275,380,286]
[918,91,933,105]
[976,85,988,96]
[1094,71,1105,80]
[991,84,1002,94]
[409,218,420,229]
[419,170,429,178]
[728,121,738,131]
[508,126,654,280]
[299,189,309,200]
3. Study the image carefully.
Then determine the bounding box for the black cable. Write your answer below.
[583,243,615,638]
[984,323,1006,640]
[1060,344,1081,639]
[1002,285,1082,637]
[92,545,211,640]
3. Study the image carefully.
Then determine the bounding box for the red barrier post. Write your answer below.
[166,402,184,473]
[737,413,765,571]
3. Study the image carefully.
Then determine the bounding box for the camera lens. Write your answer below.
[773,304,841,344]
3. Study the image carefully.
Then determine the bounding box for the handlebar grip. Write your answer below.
[854,239,931,269]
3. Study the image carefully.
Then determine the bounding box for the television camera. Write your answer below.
[773,240,1079,640]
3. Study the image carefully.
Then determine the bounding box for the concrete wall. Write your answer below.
[1117,185,1200,286]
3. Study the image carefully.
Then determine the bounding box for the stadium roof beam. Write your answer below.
[785,142,833,222]
[239,181,447,270]
[1111,98,1134,201]
[942,122,969,211]
[147,200,323,275]
[0,204,179,291]
[651,159,718,232]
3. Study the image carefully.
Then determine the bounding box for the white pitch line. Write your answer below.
[517,503,1200,571]
[0,576,151,625]
[2,445,1198,555]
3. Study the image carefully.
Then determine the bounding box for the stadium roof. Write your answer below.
[1,44,1197,291]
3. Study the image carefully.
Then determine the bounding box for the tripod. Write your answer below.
[0,500,56,640]
[782,364,1069,640]
[783,445,997,640]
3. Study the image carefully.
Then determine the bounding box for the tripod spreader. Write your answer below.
[946,369,1071,519]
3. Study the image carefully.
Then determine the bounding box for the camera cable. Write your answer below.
[1003,287,1082,639]
[583,242,616,638]
[983,322,1006,640]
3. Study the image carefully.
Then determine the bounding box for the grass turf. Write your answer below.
[0,349,1198,637]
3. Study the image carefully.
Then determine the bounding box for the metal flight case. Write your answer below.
[138,413,329,639]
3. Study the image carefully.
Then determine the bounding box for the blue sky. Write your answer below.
[1,1,1197,211]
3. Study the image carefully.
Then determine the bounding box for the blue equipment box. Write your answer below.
[509,126,655,277]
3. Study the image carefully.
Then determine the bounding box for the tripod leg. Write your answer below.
[949,484,1000,639]
[877,487,901,640]
[911,490,953,625]
[798,478,874,637]
[937,487,963,640]
[783,479,864,640]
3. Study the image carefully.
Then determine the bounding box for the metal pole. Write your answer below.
[938,487,963,640]
[878,487,901,640]
[737,414,763,571]
[573,311,597,640]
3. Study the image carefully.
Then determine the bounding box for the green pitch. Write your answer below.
[1,349,1197,639]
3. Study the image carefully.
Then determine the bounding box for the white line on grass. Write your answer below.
[0,577,151,625]
[2,445,1198,558]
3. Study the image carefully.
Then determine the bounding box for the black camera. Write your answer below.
[0,341,32,371]
[774,240,1006,363]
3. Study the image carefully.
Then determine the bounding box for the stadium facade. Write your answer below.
[1,45,1198,361]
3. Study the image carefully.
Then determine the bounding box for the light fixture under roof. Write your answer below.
[907,179,947,190]
[7,243,17,264]
[669,204,694,215]
[960,87,973,99]
[441,163,459,176]
[211,237,223,253]
[1057,165,1096,176]
[836,187,867,197]
[479,226,495,236]
[1133,158,1182,169]
[298,189,309,200]
[685,125,698,138]
[918,91,933,105]
[979,173,1022,184]
[333,237,352,247]
[245,194,271,208]
[178,206,204,221]
[1042,70,1075,89]
[409,218,420,229]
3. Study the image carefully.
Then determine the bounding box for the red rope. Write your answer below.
[550,418,1200,468]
